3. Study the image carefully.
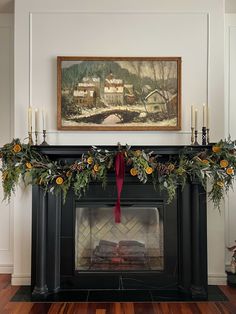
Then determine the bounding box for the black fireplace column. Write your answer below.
[32,186,61,297]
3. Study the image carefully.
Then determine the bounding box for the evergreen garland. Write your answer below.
[0,138,236,208]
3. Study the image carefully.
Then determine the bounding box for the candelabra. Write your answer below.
[202,127,207,145]
[194,130,199,146]
[35,131,38,146]
[207,128,210,144]
[191,127,194,145]
[28,128,34,145]
[40,130,49,146]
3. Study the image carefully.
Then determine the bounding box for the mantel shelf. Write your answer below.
[34,144,212,158]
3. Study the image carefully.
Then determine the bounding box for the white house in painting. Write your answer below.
[145,89,168,112]
[73,77,100,106]
[104,73,124,106]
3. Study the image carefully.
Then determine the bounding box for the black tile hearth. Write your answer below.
[87,290,153,302]
[11,285,227,303]
[150,286,227,302]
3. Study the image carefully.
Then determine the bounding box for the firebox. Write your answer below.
[31,145,208,300]
[75,205,164,272]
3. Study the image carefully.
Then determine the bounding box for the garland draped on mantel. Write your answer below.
[0,138,236,213]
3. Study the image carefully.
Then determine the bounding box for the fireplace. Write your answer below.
[31,145,208,300]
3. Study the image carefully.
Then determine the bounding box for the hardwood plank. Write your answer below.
[196,302,224,314]
[133,302,155,314]
[153,302,170,314]
[152,303,165,314]
[121,302,135,314]
[89,303,113,314]
[4,302,34,314]
[95,309,106,314]
[217,301,236,314]
[0,285,19,313]
[112,303,125,314]
[166,303,183,314]
[28,303,52,314]
[214,302,235,314]
[47,303,68,314]
[0,274,11,290]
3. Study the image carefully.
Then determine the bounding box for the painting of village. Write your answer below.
[57,57,181,130]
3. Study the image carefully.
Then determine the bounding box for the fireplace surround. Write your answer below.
[31,145,208,300]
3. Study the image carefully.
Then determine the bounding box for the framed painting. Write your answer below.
[57,56,181,131]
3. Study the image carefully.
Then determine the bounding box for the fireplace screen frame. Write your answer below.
[74,203,165,273]
[58,195,180,290]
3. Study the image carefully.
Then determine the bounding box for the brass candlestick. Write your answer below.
[40,130,49,146]
[207,128,210,144]
[194,130,199,146]
[28,128,34,145]
[35,131,38,146]
[191,127,194,145]
[202,127,207,145]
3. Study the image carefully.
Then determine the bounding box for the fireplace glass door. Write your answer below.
[75,205,164,272]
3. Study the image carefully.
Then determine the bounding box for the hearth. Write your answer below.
[31,145,208,300]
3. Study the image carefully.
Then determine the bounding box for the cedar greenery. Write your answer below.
[0,138,236,208]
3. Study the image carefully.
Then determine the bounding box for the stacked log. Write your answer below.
[119,240,146,262]
[93,240,146,264]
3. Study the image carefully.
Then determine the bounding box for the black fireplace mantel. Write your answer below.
[35,144,211,158]
[31,144,209,301]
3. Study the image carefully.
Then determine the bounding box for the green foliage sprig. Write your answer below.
[0,138,236,207]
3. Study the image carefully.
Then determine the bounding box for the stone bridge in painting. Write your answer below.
[73,106,144,124]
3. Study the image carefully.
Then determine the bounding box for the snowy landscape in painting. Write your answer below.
[58,58,181,130]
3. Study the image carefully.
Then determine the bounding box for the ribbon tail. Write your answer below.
[114,152,125,223]
[114,200,121,223]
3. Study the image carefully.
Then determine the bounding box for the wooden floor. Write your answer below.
[1,275,236,314]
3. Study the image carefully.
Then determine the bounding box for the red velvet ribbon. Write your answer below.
[114,152,125,223]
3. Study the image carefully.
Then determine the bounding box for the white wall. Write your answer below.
[12,0,226,285]
[0,13,13,273]
[225,0,236,13]
[225,14,236,266]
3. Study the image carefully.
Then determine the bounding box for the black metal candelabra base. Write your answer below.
[194,130,199,146]
[202,127,207,145]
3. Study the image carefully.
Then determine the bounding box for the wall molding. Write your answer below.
[29,11,210,136]
[0,204,11,252]
[226,25,236,136]
[0,264,13,274]
[0,13,14,273]
[29,10,210,15]
[11,273,31,286]
[208,273,227,285]
[224,15,236,265]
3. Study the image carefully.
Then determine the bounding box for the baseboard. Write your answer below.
[11,273,31,286]
[0,264,13,274]
[208,273,227,285]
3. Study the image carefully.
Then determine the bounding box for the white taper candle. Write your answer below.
[42,109,46,130]
[28,107,32,132]
[35,108,39,132]
[191,105,194,128]
[203,104,206,127]
[206,104,209,128]
[195,109,198,130]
